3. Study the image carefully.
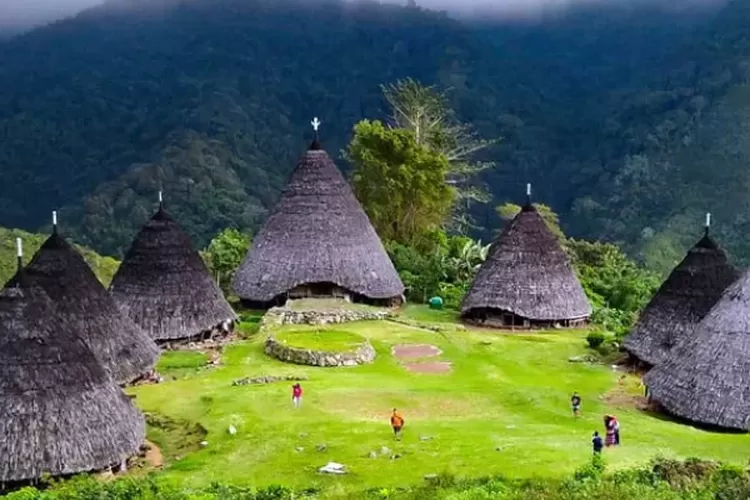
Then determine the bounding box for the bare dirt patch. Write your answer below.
[392,344,442,359]
[405,361,452,373]
[144,440,164,469]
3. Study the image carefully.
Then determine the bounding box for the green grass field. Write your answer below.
[130,305,750,495]
[275,329,367,353]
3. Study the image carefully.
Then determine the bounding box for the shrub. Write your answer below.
[573,454,606,482]
[586,330,606,349]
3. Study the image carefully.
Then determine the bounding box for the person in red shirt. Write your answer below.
[390,408,404,440]
[292,383,302,408]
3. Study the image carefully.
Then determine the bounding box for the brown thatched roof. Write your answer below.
[109,206,236,341]
[24,230,159,384]
[461,203,591,321]
[644,267,750,430]
[231,143,404,303]
[624,233,738,367]
[0,272,144,482]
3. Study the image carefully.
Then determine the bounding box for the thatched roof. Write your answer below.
[109,206,236,341]
[231,143,404,303]
[644,267,750,430]
[461,203,591,321]
[24,230,159,384]
[0,272,144,482]
[624,233,738,366]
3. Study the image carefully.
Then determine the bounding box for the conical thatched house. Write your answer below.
[24,219,159,384]
[109,202,236,341]
[624,220,738,367]
[0,245,144,483]
[643,267,750,430]
[461,188,591,328]
[232,137,404,307]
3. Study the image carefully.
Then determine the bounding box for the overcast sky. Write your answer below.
[0,0,727,30]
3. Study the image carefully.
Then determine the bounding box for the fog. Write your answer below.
[0,0,728,31]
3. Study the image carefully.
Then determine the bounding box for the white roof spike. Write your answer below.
[16,237,22,258]
[526,183,531,196]
[706,212,711,228]
[52,210,58,226]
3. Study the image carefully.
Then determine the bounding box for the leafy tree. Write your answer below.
[201,228,251,293]
[348,120,455,248]
[381,78,497,231]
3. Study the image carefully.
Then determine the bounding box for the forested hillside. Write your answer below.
[1,0,749,271]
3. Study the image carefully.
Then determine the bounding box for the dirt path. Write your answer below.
[144,440,164,469]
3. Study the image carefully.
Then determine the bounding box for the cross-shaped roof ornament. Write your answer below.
[311,117,321,131]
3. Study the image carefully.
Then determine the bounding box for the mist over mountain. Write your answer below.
[0,0,748,272]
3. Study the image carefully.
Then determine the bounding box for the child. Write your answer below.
[390,409,404,440]
[571,392,581,417]
[292,383,302,408]
[592,431,603,455]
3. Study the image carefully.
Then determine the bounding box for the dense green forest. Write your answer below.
[1,0,749,271]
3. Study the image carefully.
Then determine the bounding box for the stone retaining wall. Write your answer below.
[264,336,376,367]
[263,307,391,327]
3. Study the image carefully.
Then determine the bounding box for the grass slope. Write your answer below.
[130,306,750,495]
[275,329,366,353]
[0,226,120,286]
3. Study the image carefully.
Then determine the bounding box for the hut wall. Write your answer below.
[463,308,587,329]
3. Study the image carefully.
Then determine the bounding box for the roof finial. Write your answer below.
[16,237,23,272]
[705,212,711,237]
[52,210,58,235]
[158,190,163,209]
[309,117,322,150]
[525,183,532,207]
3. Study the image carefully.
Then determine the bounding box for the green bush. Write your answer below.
[586,330,606,349]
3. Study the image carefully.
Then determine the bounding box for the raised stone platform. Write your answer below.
[264,336,376,367]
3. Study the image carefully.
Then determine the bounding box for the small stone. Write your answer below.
[424,474,438,480]
[380,446,391,455]
[419,436,433,441]
[316,444,328,452]
[299,432,308,438]
[368,451,377,459]
[296,447,304,452]
[199,441,208,448]
[228,425,237,435]
[390,454,401,460]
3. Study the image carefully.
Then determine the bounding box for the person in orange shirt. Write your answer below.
[390,408,404,440]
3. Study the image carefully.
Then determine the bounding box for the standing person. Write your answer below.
[390,408,404,440]
[613,415,621,445]
[604,415,616,447]
[592,431,603,455]
[292,383,302,408]
[571,392,582,417]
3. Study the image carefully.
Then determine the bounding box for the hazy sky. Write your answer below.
[0,0,727,30]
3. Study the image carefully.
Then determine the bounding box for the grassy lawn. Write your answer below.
[275,328,367,353]
[156,350,208,380]
[130,306,750,495]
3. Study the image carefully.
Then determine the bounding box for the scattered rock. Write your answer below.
[390,454,401,460]
[232,375,308,386]
[199,441,208,448]
[316,444,328,452]
[368,451,378,459]
[319,462,347,475]
[296,447,305,453]
[424,474,438,480]
[266,307,392,326]
[568,354,598,364]
[479,340,493,346]
[419,436,434,441]
[228,425,237,435]
[380,446,391,455]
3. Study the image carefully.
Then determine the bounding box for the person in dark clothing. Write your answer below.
[571,392,581,417]
[592,431,603,454]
